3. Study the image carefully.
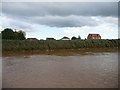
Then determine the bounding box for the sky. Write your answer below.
[0,2,119,39]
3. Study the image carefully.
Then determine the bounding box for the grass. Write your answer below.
[2,39,119,56]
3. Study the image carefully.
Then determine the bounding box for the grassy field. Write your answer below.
[2,39,119,56]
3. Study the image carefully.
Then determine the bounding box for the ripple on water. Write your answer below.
[2,52,118,88]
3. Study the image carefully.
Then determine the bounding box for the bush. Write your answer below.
[2,39,119,52]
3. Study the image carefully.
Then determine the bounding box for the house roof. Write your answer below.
[27,38,38,40]
[46,37,55,40]
[27,38,37,39]
[88,34,100,36]
[62,36,70,39]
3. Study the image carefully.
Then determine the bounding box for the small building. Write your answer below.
[61,36,70,40]
[27,38,38,41]
[46,37,55,40]
[40,39,44,41]
[87,34,101,39]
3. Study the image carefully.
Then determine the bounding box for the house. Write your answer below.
[61,36,70,40]
[40,39,44,41]
[27,38,38,41]
[46,37,55,40]
[87,34,101,39]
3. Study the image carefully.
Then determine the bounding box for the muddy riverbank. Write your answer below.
[2,48,118,57]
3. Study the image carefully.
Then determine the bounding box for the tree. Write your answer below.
[78,35,81,40]
[71,36,77,40]
[17,31,26,40]
[2,28,15,40]
[71,35,81,40]
[1,28,26,40]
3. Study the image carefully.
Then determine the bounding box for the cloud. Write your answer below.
[1,2,118,28]
[2,2,118,28]
[1,2,118,39]
[30,15,118,27]
[91,16,118,25]
[28,15,98,27]
[0,15,40,33]
[2,2,118,17]
[2,0,120,2]
[63,27,81,38]
[62,22,118,39]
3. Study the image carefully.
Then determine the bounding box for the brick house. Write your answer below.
[87,34,101,39]
[27,38,38,41]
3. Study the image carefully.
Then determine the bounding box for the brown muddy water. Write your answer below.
[2,52,118,88]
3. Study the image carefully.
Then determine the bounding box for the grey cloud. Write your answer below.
[0,16,35,32]
[28,15,98,27]
[2,2,118,17]
[1,2,118,28]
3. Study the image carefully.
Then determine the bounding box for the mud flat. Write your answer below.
[2,48,118,57]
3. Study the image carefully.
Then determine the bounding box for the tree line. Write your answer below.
[1,28,82,40]
[1,28,119,54]
[1,28,26,40]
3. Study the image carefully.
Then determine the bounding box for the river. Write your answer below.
[2,52,118,88]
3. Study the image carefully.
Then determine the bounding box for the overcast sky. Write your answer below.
[0,2,119,39]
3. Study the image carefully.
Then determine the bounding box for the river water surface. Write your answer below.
[2,52,118,88]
